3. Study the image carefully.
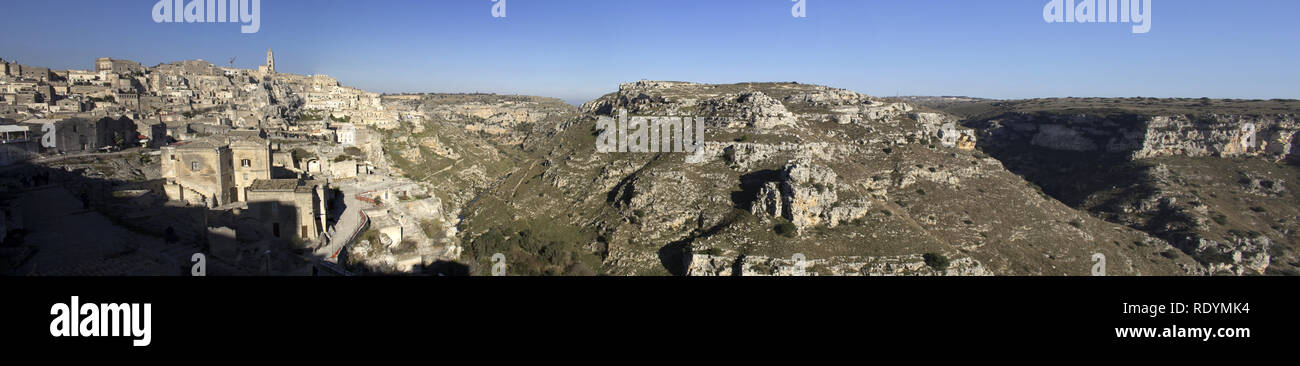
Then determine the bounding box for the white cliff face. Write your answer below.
[980,112,1299,161]
[750,161,871,231]
[1135,115,1299,160]
[962,103,1300,276]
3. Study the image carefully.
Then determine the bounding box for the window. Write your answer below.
[241,159,251,167]
[190,162,199,171]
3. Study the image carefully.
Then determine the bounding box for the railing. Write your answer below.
[333,209,369,261]
[355,191,380,206]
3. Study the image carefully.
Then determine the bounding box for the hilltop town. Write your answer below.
[0,51,553,275]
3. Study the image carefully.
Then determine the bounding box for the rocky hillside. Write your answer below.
[924,98,1300,275]
[450,82,1200,276]
[377,94,579,215]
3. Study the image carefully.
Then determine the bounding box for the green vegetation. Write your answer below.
[697,247,723,256]
[464,219,601,276]
[290,148,314,162]
[923,253,950,271]
[1211,212,1229,226]
[774,221,797,238]
[297,110,326,122]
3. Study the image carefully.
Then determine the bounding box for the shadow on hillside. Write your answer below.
[657,209,746,276]
[730,169,783,211]
[0,161,344,276]
[658,240,691,276]
[960,113,1157,208]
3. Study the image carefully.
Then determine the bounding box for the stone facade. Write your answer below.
[21,116,136,154]
[161,135,270,207]
[95,57,143,75]
[244,178,326,242]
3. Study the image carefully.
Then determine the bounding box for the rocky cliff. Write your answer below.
[450,82,1198,276]
[940,98,1300,275]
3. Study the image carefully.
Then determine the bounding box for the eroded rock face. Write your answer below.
[960,103,1300,276]
[1196,236,1270,275]
[750,161,871,231]
[702,91,798,129]
[978,112,1299,160]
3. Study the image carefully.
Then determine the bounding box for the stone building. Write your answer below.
[95,57,144,75]
[22,116,137,154]
[244,178,326,242]
[0,124,37,166]
[161,134,271,207]
[15,64,50,82]
[258,49,275,75]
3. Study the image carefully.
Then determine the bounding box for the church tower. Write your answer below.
[265,48,275,73]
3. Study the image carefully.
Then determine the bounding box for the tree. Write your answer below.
[923,253,950,271]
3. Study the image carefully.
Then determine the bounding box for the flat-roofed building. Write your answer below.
[245,178,326,242]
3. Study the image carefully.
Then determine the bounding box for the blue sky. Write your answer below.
[1,0,1297,104]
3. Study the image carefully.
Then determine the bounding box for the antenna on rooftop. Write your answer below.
[229,57,237,66]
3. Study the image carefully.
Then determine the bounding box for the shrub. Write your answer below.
[1211,212,1229,226]
[923,253,950,271]
[774,222,798,238]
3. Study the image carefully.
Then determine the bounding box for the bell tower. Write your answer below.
[265,48,275,74]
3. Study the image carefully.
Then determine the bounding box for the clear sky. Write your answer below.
[2,0,1297,104]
